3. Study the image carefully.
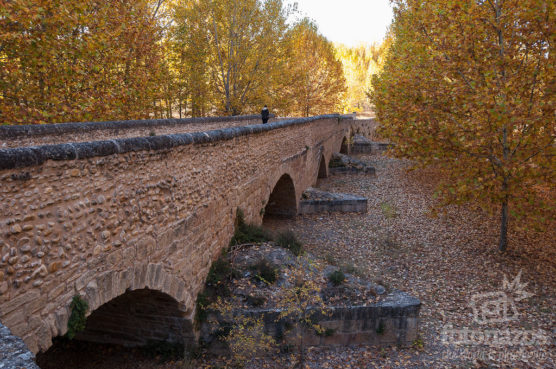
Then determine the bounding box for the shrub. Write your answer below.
[66,295,89,339]
[316,327,335,337]
[195,291,210,325]
[206,256,232,286]
[246,294,267,307]
[230,209,273,246]
[252,259,278,284]
[328,270,345,286]
[275,230,304,256]
[328,156,345,168]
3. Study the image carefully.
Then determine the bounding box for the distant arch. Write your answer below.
[340,136,350,154]
[263,173,297,221]
[318,154,328,179]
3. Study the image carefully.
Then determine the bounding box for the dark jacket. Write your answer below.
[261,107,269,123]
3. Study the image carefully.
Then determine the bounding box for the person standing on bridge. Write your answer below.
[261,105,270,124]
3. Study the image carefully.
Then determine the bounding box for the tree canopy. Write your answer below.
[370,0,555,251]
[1,0,352,123]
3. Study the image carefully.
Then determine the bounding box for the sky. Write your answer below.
[287,0,394,46]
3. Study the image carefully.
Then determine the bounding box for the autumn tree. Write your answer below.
[371,0,555,251]
[335,43,382,113]
[171,0,293,116]
[283,19,347,117]
[0,0,166,124]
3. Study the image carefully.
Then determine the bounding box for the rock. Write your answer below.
[48,261,62,273]
[10,224,22,234]
[0,322,40,369]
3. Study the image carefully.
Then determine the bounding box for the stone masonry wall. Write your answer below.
[0,115,366,354]
[0,114,278,148]
[349,119,378,140]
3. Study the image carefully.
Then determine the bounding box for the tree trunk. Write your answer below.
[499,189,509,252]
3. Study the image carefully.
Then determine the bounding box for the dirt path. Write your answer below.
[263,154,555,368]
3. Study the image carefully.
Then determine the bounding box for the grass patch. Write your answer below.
[380,201,398,219]
[230,209,273,246]
[328,270,346,286]
[275,230,304,256]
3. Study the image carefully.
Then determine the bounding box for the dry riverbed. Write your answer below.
[38,154,555,369]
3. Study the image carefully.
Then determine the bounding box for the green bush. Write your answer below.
[275,230,304,256]
[230,209,273,246]
[328,270,345,286]
[66,295,89,339]
[252,259,278,285]
[207,256,232,286]
[246,294,267,307]
[195,291,210,325]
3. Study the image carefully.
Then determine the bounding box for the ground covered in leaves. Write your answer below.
[38,154,554,369]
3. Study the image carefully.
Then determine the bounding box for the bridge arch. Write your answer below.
[263,173,297,221]
[340,136,350,154]
[317,153,328,179]
[69,288,193,348]
[37,263,193,353]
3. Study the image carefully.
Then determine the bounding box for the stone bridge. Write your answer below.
[0,114,375,354]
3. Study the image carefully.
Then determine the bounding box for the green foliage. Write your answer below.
[275,230,304,256]
[195,291,210,325]
[316,327,335,337]
[230,209,273,246]
[207,254,233,286]
[328,270,346,286]
[412,337,424,350]
[252,259,278,285]
[196,253,237,325]
[66,295,89,340]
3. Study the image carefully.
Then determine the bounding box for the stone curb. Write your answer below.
[0,114,351,170]
[0,114,275,139]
